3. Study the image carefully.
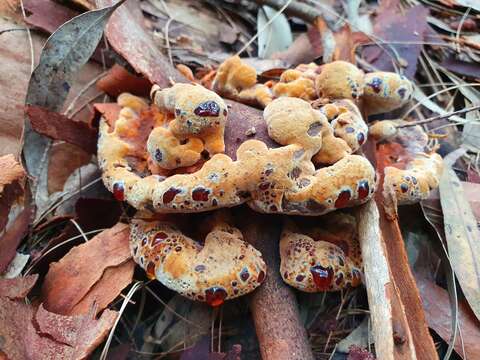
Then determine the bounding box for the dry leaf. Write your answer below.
[41,223,131,315]
[439,164,480,321]
[23,0,79,34]
[48,142,92,193]
[417,276,480,359]
[25,105,98,154]
[0,274,38,299]
[97,0,184,87]
[0,154,26,231]
[362,4,429,78]
[70,260,135,316]
[96,64,151,98]
[0,277,117,360]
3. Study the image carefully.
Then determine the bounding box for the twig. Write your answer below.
[19,0,34,74]
[235,0,294,56]
[396,104,480,128]
[0,28,28,35]
[63,71,109,116]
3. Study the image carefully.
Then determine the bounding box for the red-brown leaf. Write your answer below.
[0,274,38,299]
[96,64,151,98]
[25,105,98,154]
[41,223,131,315]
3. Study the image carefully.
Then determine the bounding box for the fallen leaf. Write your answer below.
[24,0,126,218]
[1,252,30,278]
[347,345,376,360]
[0,208,31,273]
[0,278,117,360]
[0,274,38,299]
[96,64,151,98]
[97,0,184,87]
[417,276,480,359]
[333,24,370,63]
[0,154,26,232]
[23,0,79,34]
[439,159,480,321]
[41,223,131,315]
[257,6,292,59]
[438,0,480,12]
[441,57,480,80]
[48,142,92,193]
[362,4,429,78]
[69,260,135,315]
[271,32,317,65]
[25,105,98,154]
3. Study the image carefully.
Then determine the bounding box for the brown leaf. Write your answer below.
[23,0,79,34]
[69,260,135,316]
[0,154,26,231]
[271,33,317,65]
[439,166,480,321]
[25,105,98,154]
[35,303,117,357]
[417,276,480,359]
[0,208,31,273]
[333,25,370,63]
[48,142,92,193]
[97,0,184,87]
[96,64,151,98]
[362,4,429,78]
[41,223,131,315]
[0,274,38,299]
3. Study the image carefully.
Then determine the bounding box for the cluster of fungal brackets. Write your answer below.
[97,57,443,306]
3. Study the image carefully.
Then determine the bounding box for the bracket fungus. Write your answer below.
[280,213,362,292]
[130,211,266,305]
[97,78,378,303]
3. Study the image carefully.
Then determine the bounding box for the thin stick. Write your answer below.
[19,0,34,74]
[235,0,294,56]
[218,306,223,353]
[63,71,108,116]
[396,104,480,128]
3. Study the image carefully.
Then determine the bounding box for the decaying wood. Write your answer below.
[238,209,314,360]
[363,141,438,360]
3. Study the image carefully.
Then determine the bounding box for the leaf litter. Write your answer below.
[1,0,480,359]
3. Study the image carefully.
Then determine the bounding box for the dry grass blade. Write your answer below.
[439,156,480,322]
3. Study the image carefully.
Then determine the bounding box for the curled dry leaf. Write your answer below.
[439,164,480,321]
[0,274,38,299]
[25,105,98,154]
[0,277,117,360]
[41,223,132,315]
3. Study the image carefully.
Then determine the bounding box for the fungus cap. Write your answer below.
[315,61,365,100]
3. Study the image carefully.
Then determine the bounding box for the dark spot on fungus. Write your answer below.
[296,274,305,282]
[240,268,250,281]
[212,198,218,206]
[335,273,344,286]
[357,132,365,145]
[310,265,334,290]
[294,149,305,159]
[265,168,273,176]
[192,187,210,201]
[259,182,270,191]
[368,77,382,93]
[152,232,168,246]
[232,281,237,287]
[195,264,206,272]
[400,183,409,193]
[146,262,156,279]
[205,287,227,307]
[270,205,278,212]
[290,167,301,179]
[411,176,417,184]
[163,187,181,203]
[175,246,182,252]
[194,100,220,117]
[258,270,266,283]
[345,127,355,134]
[307,122,322,136]
[397,88,406,99]
[239,254,245,260]
[338,256,345,267]
[223,109,227,116]
[298,178,311,188]
[357,181,369,200]
[113,181,125,201]
[335,189,351,208]
[175,108,181,115]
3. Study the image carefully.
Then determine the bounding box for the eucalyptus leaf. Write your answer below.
[439,151,480,322]
[23,0,126,217]
[257,6,292,59]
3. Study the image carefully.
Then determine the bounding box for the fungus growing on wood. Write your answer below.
[130,211,266,306]
[363,72,413,115]
[280,213,362,292]
[315,61,365,100]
